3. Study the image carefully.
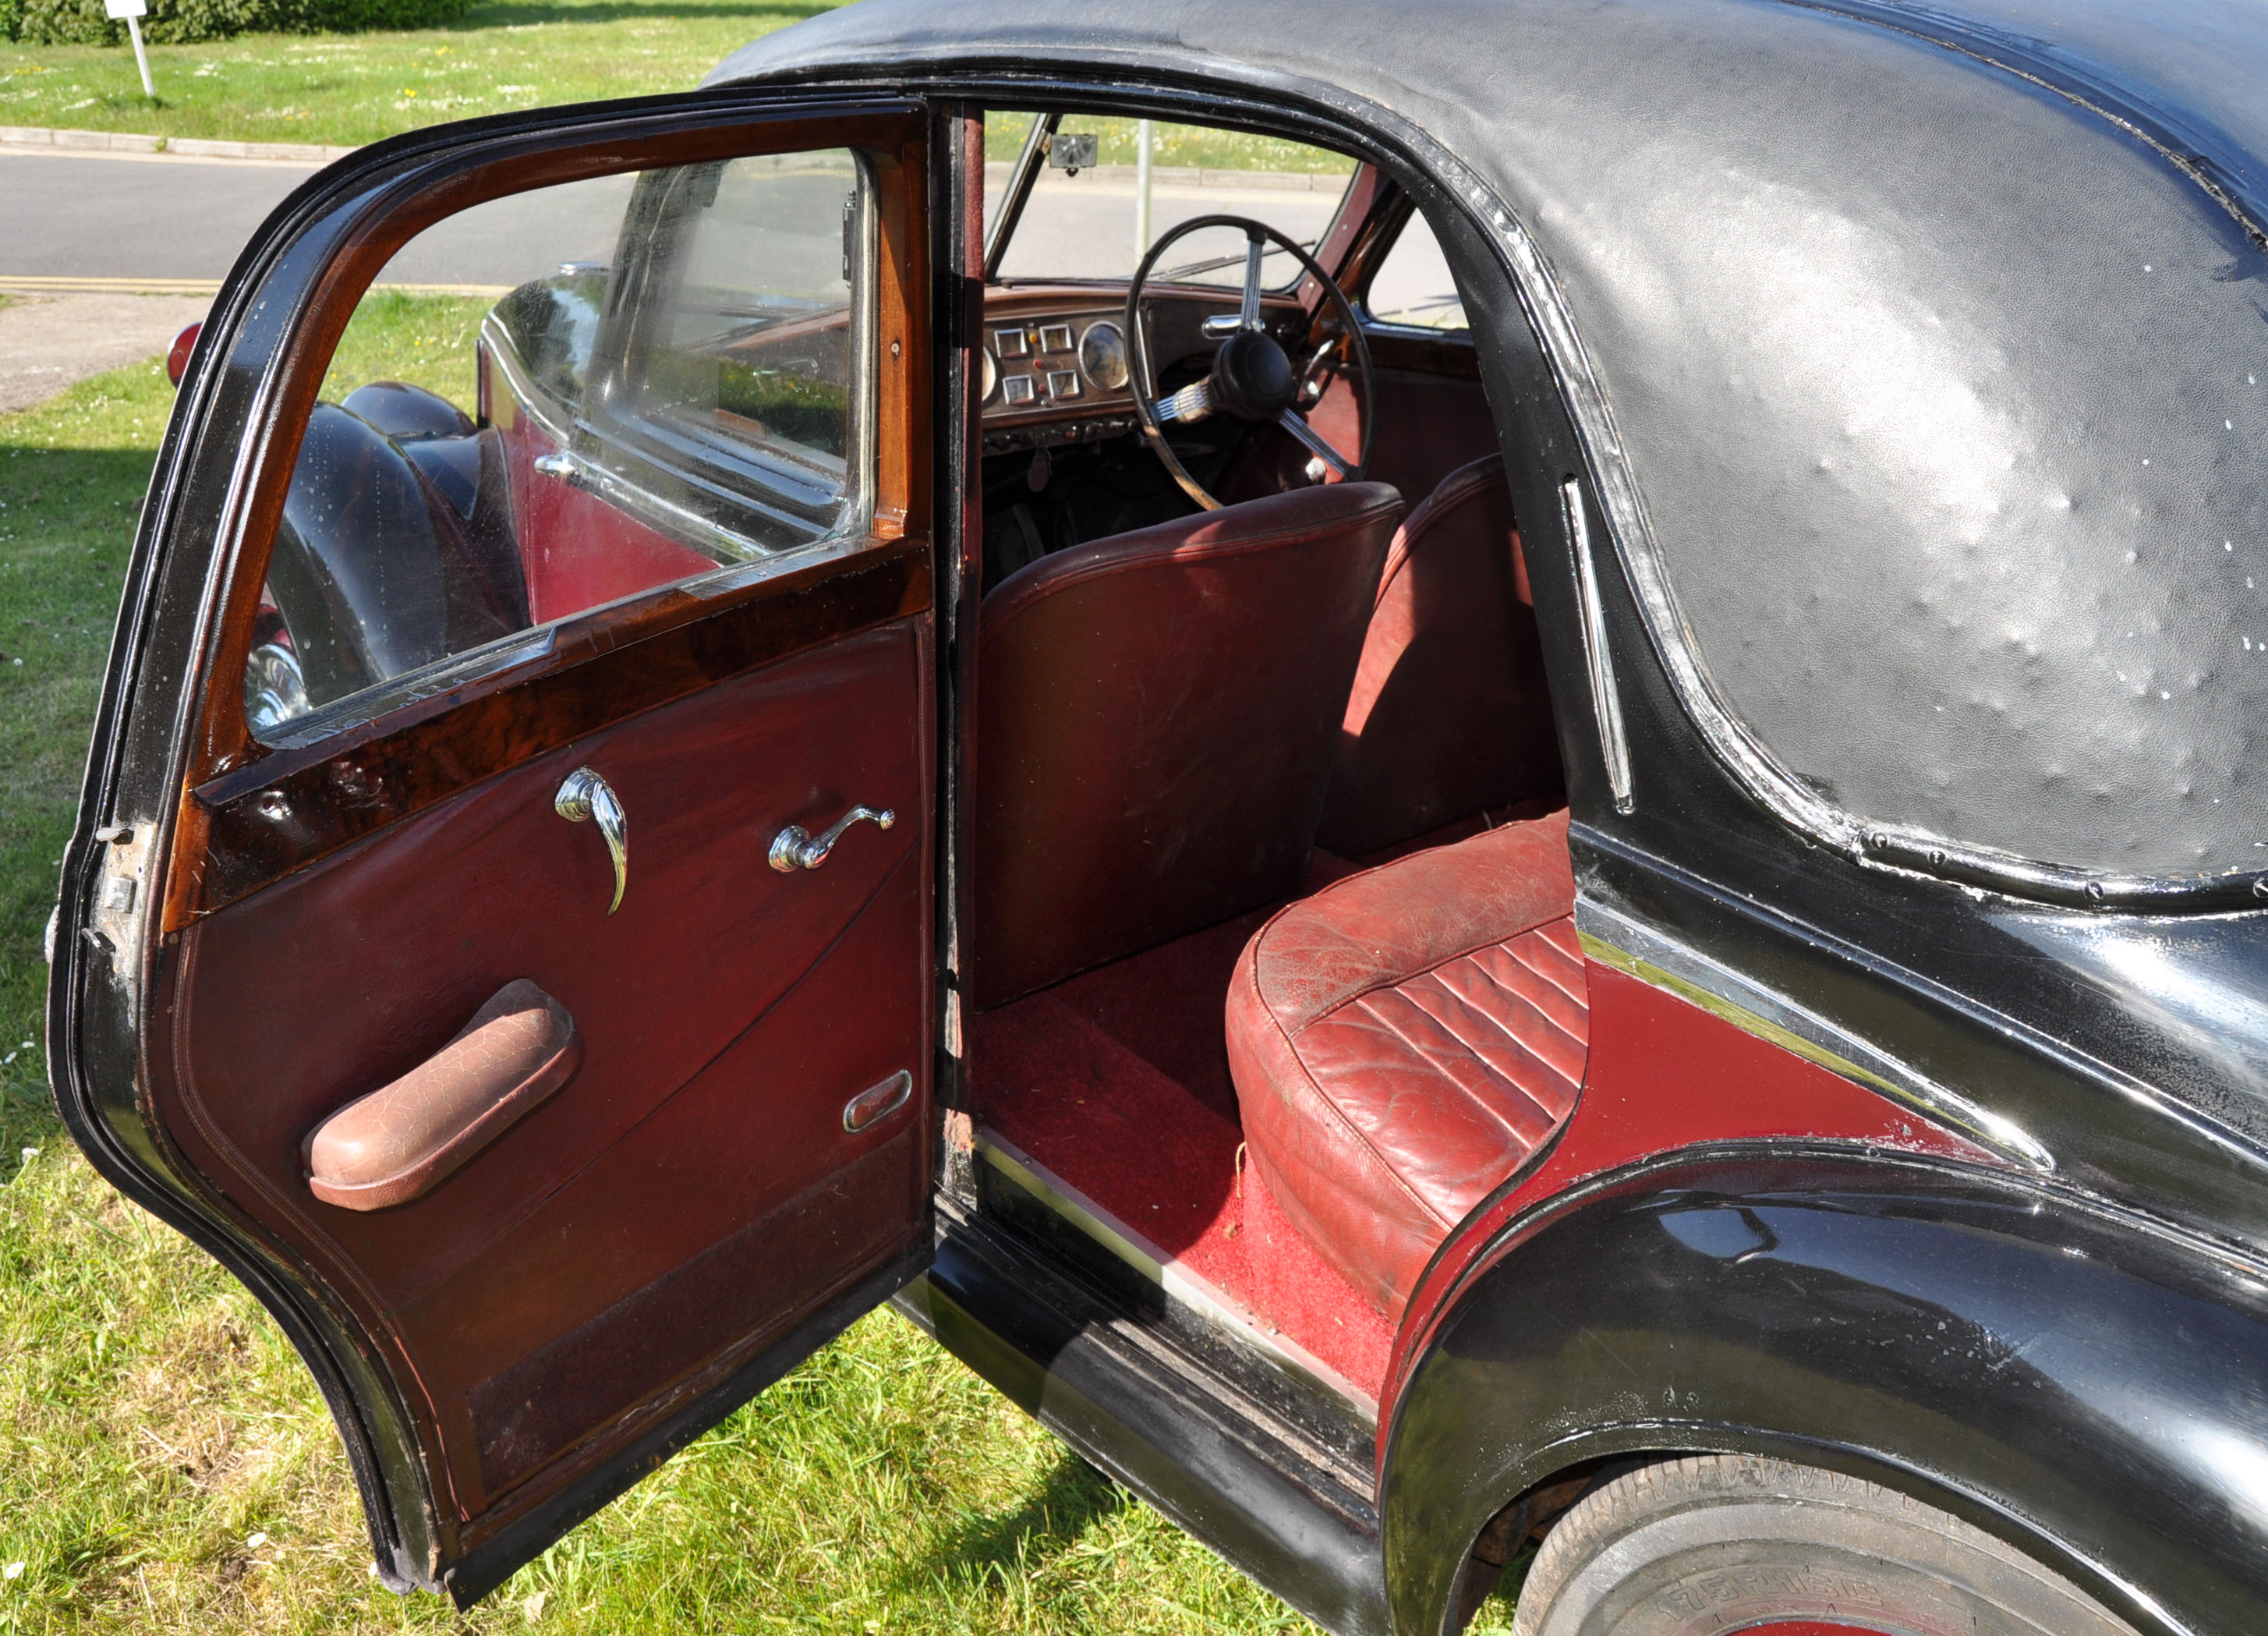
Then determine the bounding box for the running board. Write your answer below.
[975,1131,1381,1439]
[900,1191,1392,1636]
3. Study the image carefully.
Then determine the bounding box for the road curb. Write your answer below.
[0,125,355,165]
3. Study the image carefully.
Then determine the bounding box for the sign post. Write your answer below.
[103,0,155,101]
[1135,119,1153,258]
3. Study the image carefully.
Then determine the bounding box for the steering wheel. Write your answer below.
[1124,214,1376,512]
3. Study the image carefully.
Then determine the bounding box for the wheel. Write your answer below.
[1509,1454,2139,1636]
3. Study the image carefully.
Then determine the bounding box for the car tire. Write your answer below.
[1509,1454,2139,1636]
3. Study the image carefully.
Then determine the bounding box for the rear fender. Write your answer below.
[1381,1149,2268,1636]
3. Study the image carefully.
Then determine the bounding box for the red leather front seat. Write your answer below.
[1316,455,1562,857]
[1226,811,1587,1318]
[975,483,1404,1008]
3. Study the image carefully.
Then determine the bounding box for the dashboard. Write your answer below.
[978,285,1311,455]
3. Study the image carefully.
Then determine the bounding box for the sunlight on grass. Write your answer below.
[0,0,842,148]
[0,319,1349,1631]
[318,288,489,408]
[986,111,1357,177]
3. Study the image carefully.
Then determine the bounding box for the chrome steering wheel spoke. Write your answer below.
[1155,377,1216,425]
[1239,228,1268,332]
[1276,406,1353,477]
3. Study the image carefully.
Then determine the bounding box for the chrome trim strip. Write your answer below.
[1575,896,2056,1173]
[975,1131,1380,1422]
[1564,477,1633,814]
[257,626,559,749]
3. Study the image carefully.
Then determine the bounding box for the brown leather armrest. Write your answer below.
[306,979,581,1212]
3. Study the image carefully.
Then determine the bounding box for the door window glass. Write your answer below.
[1365,210,1467,331]
[249,149,875,746]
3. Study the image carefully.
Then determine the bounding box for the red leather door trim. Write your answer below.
[187,537,929,919]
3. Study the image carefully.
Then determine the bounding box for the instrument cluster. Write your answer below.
[982,314,1131,414]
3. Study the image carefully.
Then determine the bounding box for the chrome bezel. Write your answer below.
[1077,319,1130,391]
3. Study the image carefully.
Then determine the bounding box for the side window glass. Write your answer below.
[1364,210,1467,332]
[249,149,875,746]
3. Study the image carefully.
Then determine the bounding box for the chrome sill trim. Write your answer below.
[975,1131,1381,1424]
[1576,897,2056,1174]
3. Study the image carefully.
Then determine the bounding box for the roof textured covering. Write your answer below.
[718,1,2268,887]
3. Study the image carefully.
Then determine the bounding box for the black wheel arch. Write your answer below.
[1381,1146,2268,1636]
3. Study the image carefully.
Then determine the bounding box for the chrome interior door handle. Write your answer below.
[771,805,893,872]
[555,766,628,914]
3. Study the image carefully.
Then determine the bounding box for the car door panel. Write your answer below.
[51,93,946,1597]
[157,611,931,1514]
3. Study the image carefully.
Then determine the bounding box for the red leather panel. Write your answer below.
[974,483,1403,1007]
[1318,455,1562,856]
[155,614,932,1527]
[1227,812,1583,1318]
[1321,365,1501,511]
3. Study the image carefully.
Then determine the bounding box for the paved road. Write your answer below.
[1,150,320,282]
[2,146,1456,307]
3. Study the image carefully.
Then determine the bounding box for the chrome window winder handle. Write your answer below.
[771,806,893,873]
[554,766,628,914]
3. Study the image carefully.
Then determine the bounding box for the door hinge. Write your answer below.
[88,823,154,964]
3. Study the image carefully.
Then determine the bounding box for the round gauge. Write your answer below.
[1079,320,1130,391]
[981,345,999,402]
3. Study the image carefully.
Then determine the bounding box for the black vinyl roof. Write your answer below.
[716,1,2268,898]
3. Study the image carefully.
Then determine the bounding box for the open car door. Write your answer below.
[46,91,953,1604]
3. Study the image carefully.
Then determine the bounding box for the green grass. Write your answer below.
[985,112,1355,176]
[2,4,1360,171]
[0,313,1481,1631]
[318,289,489,407]
[0,0,838,148]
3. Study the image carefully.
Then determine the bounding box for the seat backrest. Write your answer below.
[1316,455,1563,857]
[975,482,1404,1008]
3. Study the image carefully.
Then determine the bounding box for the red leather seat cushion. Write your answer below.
[975,482,1403,1007]
[1317,455,1562,857]
[1226,810,1587,1318]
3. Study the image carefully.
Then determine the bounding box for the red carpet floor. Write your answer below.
[968,908,1399,1401]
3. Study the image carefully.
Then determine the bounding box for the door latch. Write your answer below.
[770,806,893,873]
[555,767,628,914]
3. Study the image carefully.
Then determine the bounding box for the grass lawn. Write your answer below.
[0,304,1537,1632]
[0,0,837,148]
[1,0,1368,169]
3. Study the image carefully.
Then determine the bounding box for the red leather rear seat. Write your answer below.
[1225,811,1587,1319]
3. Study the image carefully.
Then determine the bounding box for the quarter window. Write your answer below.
[1365,210,1467,331]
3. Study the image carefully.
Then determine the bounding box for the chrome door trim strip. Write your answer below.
[1576,896,2055,1173]
[1564,477,1634,814]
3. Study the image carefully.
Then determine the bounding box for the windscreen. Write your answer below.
[985,112,1354,287]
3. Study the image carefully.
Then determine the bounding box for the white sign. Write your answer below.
[103,0,147,18]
